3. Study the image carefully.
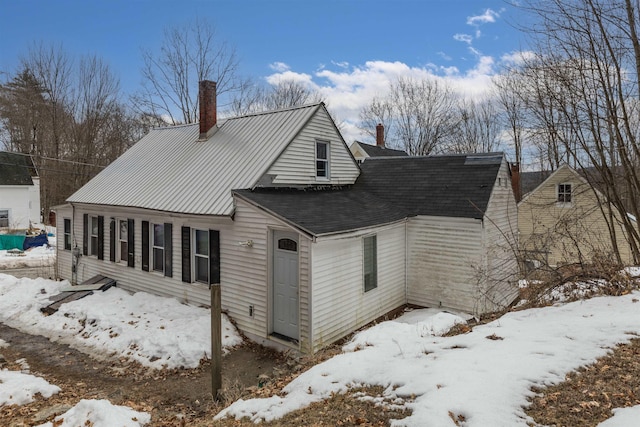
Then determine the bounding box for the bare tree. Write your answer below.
[1,44,137,220]
[229,78,324,116]
[359,76,458,155]
[515,0,640,263]
[132,18,244,125]
[445,98,502,154]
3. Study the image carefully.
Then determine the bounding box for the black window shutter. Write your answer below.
[209,229,220,285]
[141,221,149,271]
[127,218,135,268]
[109,219,116,262]
[97,216,104,260]
[164,223,173,277]
[82,214,88,256]
[181,226,191,283]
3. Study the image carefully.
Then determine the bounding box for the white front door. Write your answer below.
[272,231,299,340]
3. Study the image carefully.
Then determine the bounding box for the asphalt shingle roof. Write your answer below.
[0,152,35,186]
[355,141,408,158]
[236,153,504,236]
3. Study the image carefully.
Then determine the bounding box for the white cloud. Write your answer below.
[261,56,501,144]
[501,50,535,65]
[467,8,500,26]
[268,62,290,72]
[454,33,473,44]
[437,51,452,61]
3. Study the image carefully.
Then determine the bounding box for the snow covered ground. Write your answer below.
[0,244,55,269]
[2,269,640,425]
[216,291,640,426]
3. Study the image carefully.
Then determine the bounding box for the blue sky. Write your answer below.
[0,0,528,142]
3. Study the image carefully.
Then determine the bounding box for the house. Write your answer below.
[0,151,40,230]
[54,81,519,354]
[349,124,408,164]
[518,164,635,267]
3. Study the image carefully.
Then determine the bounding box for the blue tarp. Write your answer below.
[23,233,49,250]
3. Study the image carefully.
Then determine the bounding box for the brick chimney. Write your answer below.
[510,162,522,202]
[376,123,384,147]
[199,80,217,141]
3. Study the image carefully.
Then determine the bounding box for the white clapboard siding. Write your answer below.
[55,201,312,352]
[481,159,520,312]
[267,108,359,186]
[310,223,406,351]
[222,199,312,352]
[407,216,484,314]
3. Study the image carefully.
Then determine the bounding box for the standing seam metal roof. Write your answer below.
[67,104,322,215]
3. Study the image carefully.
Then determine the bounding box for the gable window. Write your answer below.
[63,218,72,251]
[363,235,378,292]
[0,210,8,228]
[90,216,99,256]
[194,229,209,283]
[118,220,128,262]
[153,223,165,272]
[558,183,572,203]
[316,140,329,179]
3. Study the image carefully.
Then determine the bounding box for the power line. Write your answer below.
[2,150,107,168]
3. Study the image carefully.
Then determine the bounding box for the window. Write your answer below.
[558,183,572,203]
[316,140,329,179]
[63,218,72,250]
[194,229,209,283]
[363,235,377,292]
[0,210,8,228]
[152,223,165,272]
[90,216,99,256]
[118,220,128,262]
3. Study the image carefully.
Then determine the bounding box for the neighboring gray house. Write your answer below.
[54,81,519,354]
[0,151,40,229]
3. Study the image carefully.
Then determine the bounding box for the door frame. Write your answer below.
[270,229,300,342]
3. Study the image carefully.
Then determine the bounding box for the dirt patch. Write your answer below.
[0,323,284,426]
[0,324,410,426]
[526,336,640,426]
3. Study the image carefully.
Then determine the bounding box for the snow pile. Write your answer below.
[0,245,55,269]
[0,369,60,407]
[0,275,242,369]
[597,406,640,426]
[216,292,640,426]
[36,399,150,427]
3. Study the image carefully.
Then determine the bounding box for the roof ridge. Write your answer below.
[225,102,323,121]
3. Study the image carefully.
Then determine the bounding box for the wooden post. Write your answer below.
[211,283,222,400]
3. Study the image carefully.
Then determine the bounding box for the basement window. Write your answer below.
[363,235,378,292]
[316,140,329,179]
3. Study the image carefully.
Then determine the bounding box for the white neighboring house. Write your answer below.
[0,152,40,230]
[54,81,519,354]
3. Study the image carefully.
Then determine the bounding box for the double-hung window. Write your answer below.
[316,140,329,179]
[363,235,378,292]
[118,220,128,262]
[153,223,165,272]
[63,218,72,250]
[90,216,99,256]
[558,183,572,204]
[194,229,209,283]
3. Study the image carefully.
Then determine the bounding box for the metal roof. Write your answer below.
[67,103,322,215]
